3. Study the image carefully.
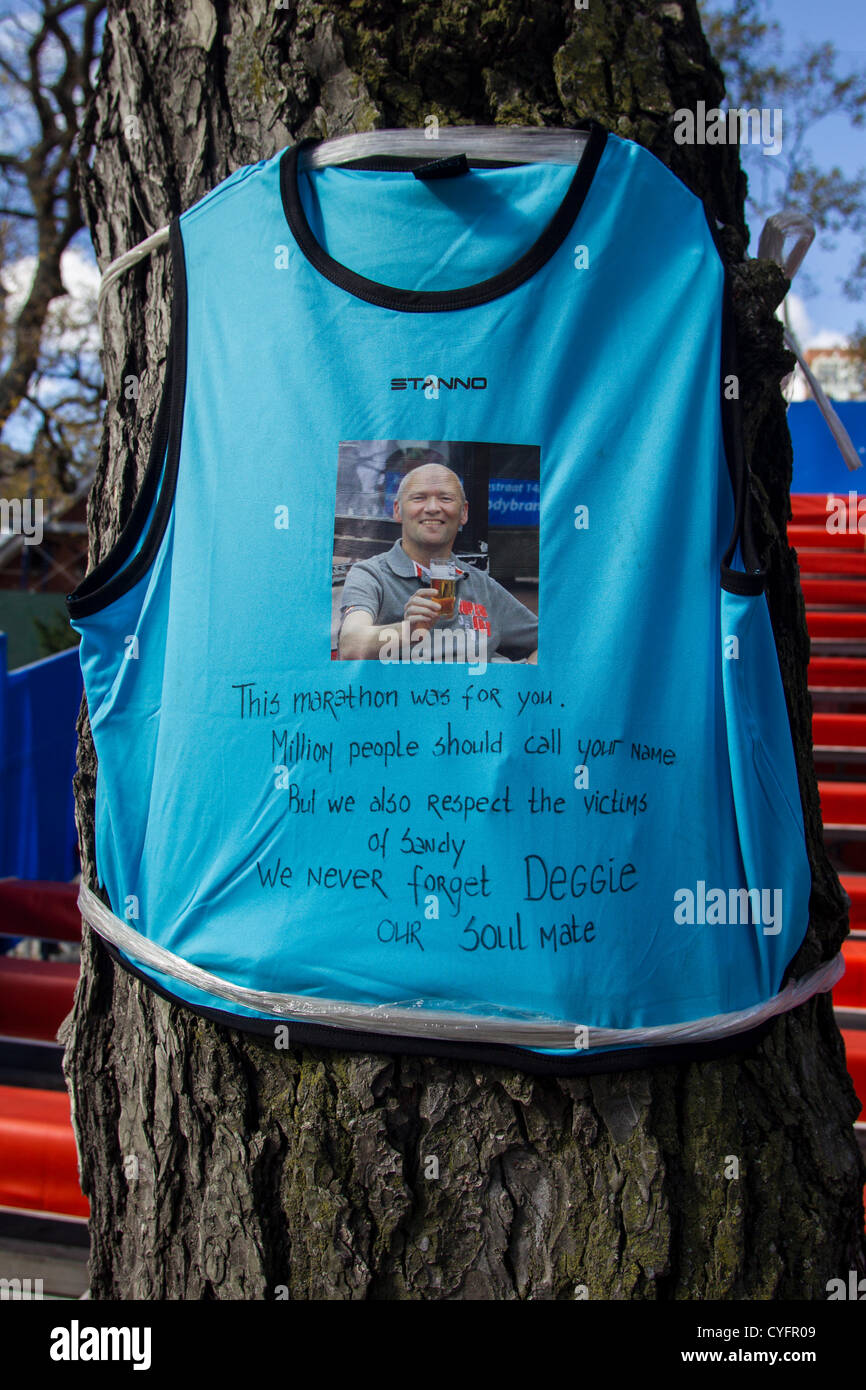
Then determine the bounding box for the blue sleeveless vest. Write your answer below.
[67,122,835,1074]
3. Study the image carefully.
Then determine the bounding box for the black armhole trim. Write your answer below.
[95,931,777,1077]
[702,205,767,597]
[66,217,187,620]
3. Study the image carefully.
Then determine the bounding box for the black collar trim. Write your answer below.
[279,122,608,313]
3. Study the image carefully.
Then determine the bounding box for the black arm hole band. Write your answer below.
[65,216,187,620]
[702,206,767,597]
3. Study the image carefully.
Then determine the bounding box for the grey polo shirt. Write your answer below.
[338,538,538,660]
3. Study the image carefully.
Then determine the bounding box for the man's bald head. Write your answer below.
[396,464,466,510]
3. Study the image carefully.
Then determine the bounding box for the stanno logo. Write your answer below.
[49,1320,152,1371]
[391,376,487,390]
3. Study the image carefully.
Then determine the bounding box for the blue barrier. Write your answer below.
[0,632,82,881]
[790,400,866,493]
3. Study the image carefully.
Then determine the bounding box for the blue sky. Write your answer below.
[712,0,865,342]
[2,0,862,374]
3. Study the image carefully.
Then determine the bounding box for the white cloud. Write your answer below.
[3,244,100,355]
[780,292,814,344]
[777,292,850,351]
[808,327,851,349]
[59,244,100,300]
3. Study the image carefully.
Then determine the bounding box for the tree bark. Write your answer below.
[63,0,866,1299]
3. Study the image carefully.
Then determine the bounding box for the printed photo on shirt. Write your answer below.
[331,439,539,664]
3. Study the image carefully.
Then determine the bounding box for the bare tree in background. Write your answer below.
[0,0,105,497]
[64,0,865,1299]
[702,0,866,368]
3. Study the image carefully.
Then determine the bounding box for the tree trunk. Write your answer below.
[63,0,865,1299]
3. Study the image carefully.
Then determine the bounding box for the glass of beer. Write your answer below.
[429,556,457,617]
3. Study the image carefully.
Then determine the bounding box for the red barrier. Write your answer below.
[801,578,866,606]
[813,713,866,749]
[808,612,866,640]
[0,880,80,943]
[842,1032,866,1122]
[798,551,866,576]
[0,957,78,1041]
[820,782,866,827]
[790,523,866,551]
[841,875,866,930]
[836,941,866,1009]
[792,494,860,524]
[810,658,866,688]
[0,1085,88,1218]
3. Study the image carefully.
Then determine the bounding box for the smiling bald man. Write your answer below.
[337,463,538,663]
